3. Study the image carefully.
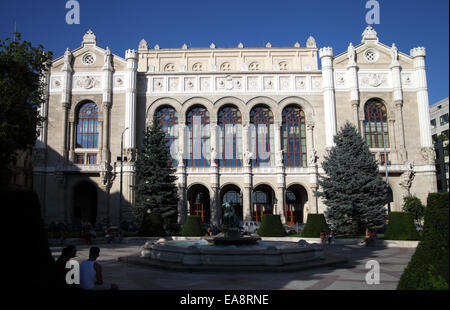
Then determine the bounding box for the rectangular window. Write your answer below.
[431,119,436,128]
[440,113,449,126]
[87,154,97,165]
[75,154,84,164]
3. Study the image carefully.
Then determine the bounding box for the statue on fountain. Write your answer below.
[222,202,240,235]
[210,202,260,245]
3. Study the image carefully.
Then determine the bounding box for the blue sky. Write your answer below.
[1,0,448,103]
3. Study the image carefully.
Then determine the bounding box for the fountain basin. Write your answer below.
[141,238,324,268]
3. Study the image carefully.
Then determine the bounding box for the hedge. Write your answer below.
[300,214,329,238]
[384,212,419,241]
[397,192,449,290]
[257,214,286,237]
[138,212,166,237]
[181,216,204,237]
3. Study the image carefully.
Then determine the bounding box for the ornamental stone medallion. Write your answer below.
[361,73,387,87]
[75,76,101,89]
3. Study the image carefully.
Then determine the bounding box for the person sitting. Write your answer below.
[55,245,79,290]
[104,228,114,244]
[365,228,373,246]
[320,230,328,244]
[327,230,335,245]
[371,229,378,245]
[80,247,118,290]
[205,227,213,237]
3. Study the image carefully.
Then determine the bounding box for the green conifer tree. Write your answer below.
[132,114,179,231]
[315,122,387,235]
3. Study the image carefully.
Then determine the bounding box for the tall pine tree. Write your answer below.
[315,122,387,235]
[132,114,179,231]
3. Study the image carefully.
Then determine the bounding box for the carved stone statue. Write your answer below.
[309,149,318,167]
[177,150,185,167]
[63,48,72,69]
[347,43,356,65]
[421,147,436,165]
[243,149,253,166]
[276,150,284,166]
[400,161,415,194]
[104,46,112,67]
[210,147,217,166]
[391,43,399,63]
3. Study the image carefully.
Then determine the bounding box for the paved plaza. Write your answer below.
[50,240,415,290]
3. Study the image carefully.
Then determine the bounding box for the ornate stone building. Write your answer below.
[33,26,437,228]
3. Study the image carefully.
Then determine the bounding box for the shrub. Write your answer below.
[427,192,449,211]
[300,214,329,238]
[138,212,166,237]
[402,195,425,222]
[257,214,286,237]
[181,216,204,237]
[384,212,419,240]
[397,192,449,290]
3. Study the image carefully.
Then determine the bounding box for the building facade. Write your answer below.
[430,97,449,192]
[33,26,437,228]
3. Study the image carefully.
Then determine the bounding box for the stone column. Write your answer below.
[68,121,76,162]
[177,122,187,225]
[274,120,286,222]
[394,101,407,162]
[209,121,220,226]
[410,47,433,149]
[124,49,138,152]
[390,57,407,162]
[347,57,360,131]
[242,123,253,220]
[102,47,113,163]
[319,47,337,147]
[61,48,73,161]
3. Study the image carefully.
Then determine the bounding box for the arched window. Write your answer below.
[282,105,307,167]
[218,106,242,167]
[156,106,178,167]
[250,106,274,167]
[76,102,99,149]
[364,100,389,148]
[186,106,210,167]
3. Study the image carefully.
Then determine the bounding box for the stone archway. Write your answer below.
[73,181,98,225]
[252,184,275,222]
[285,184,308,225]
[187,184,211,223]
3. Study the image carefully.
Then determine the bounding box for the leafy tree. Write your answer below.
[0,33,52,190]
[132,114,179,232]
[402,195,425,222]
[315,122,387,235]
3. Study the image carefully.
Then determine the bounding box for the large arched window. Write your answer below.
[282,105,307,167]
[364,100,389,148]
[218,105,242,167]
[76,102,99,149]
[250,106,274,167]
[186,106,210,167]
[156,106,178,167]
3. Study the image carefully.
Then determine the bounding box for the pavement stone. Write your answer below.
[50,241,415,290]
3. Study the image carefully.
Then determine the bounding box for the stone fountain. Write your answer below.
[137,203,330,272]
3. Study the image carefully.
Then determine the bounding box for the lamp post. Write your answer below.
[119,127,129,228]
